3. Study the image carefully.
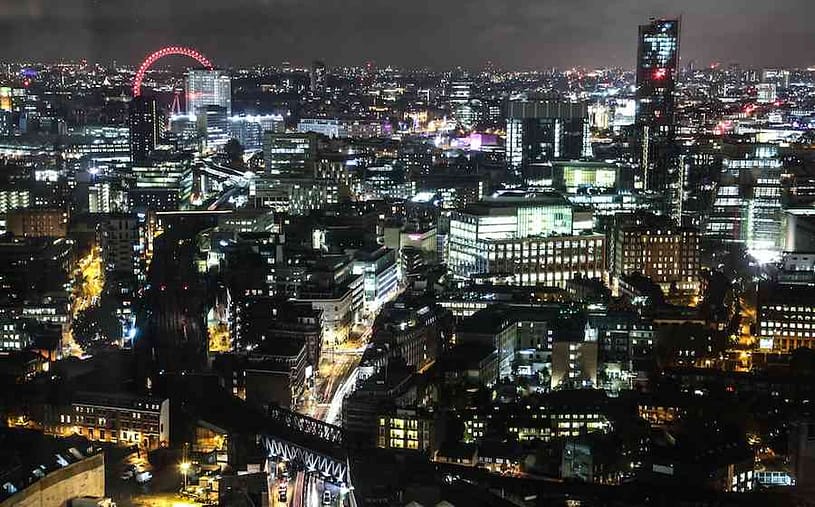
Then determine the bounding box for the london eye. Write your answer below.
[132,45,213,97]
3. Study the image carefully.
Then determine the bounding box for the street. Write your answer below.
[272,470,343,507]
[306,349,361,422]
[65,246,105,357]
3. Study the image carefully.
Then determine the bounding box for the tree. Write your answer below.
[224,138,244,166]
[72,294,123,351]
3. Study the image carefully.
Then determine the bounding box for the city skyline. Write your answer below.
[2,2,815,505]
[2,0,815,69]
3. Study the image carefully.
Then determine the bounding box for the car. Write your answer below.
[322,490,332,505]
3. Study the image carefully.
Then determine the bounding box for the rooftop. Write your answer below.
[0,428,101,502]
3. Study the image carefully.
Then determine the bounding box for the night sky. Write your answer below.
[0,0,813,69]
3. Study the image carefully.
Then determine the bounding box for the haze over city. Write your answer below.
[2,0,815,68]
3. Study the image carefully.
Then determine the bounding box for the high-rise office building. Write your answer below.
[262,132,318,177]
[196,105,230,150]
[506,100,590,174]
[310,60,326,93]
[706,144,783,258]
[128,95,157,166]
[450,80,480,129]
[635,18,680,193]
[257,132,338,215]
[186,69,231,117]
[762,68,790,90]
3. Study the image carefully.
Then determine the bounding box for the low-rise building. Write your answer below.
[372,296,454,372]
[44,391,170,450]
[462,391,613,444]
[481,233,606,288]
[0,429,105,507]
[376,408,435,452]
[6,208,69,238]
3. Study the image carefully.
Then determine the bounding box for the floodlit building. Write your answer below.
[44,391,170,450]
[447,189,598,286]
[186,69,231,116]
[707,145,783,259]
[611,213,700,298]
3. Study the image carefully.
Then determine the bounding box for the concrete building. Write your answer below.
[371,296,453,372]
[376,408,435,452]
[0,319,31,352]
[447,189,575,280]
[0,188,30,213]
[7,208,68,238]
[551,339,599,390]
[481,234,606,288]
[611,213,700,299]
[100,214,140,276]
[352,246,398,312]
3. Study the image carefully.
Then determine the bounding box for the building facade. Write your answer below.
[186,69,231,116]
[757,282,815,352]
[636,18,680,192]
[611,215,700,298]
[506,100,590,173]
[44,392,170,450]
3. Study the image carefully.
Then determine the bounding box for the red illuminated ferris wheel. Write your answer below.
[132,46,213,97]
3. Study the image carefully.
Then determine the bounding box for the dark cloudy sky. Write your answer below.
[0,0,813,69]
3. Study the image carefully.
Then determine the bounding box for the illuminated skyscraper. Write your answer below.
[128,95,157,166]
[310,60,326,93]
[450,80,479,129]
[506,100,591,174]
[185,69,231,116]
[706,145,783,259]
[635,18,680,194]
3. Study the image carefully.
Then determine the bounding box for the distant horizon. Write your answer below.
[3,56,814,74]
[1,0,814,70]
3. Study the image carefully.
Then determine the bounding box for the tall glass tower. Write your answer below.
[636,18,680,194]
[128,95,157,166]
[185,69,231,117]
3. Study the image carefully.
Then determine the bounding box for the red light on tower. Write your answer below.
[653,68,667,80]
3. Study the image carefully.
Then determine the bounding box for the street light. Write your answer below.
[180,461,191,491]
